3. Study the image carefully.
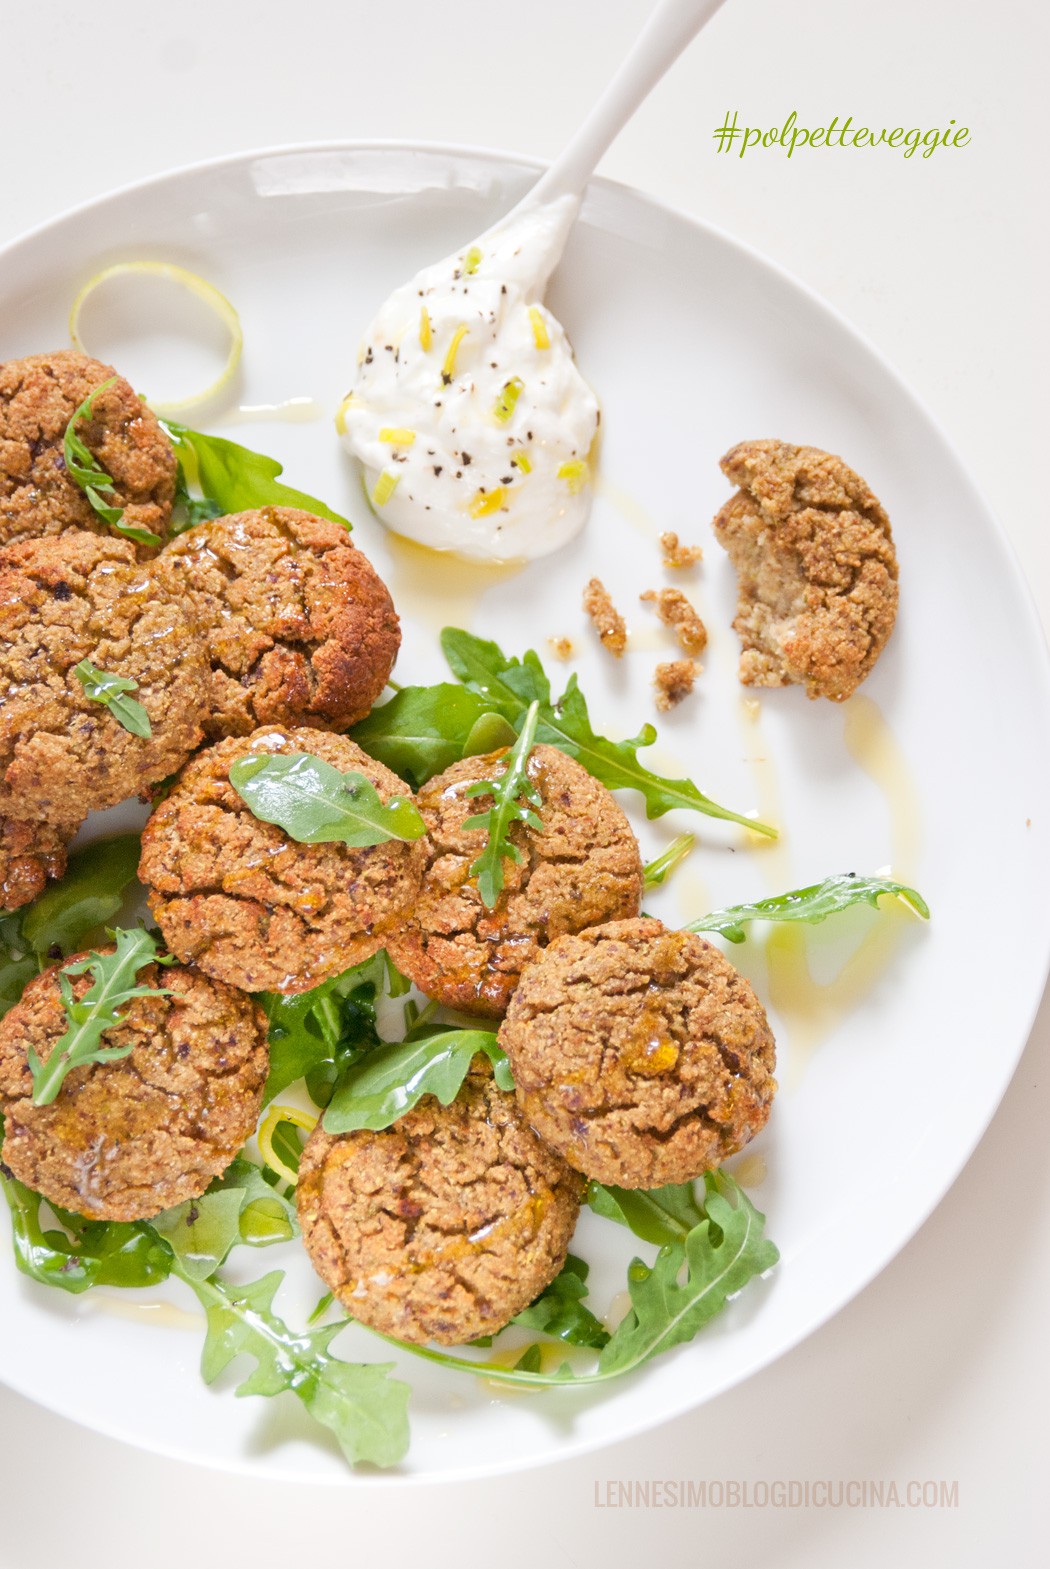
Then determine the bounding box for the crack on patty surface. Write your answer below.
[296,1062,584,1345]
[0,530,209,824]
[155,507,400,737]
[0,956,268,1220]
[139,725,427,994]
[499,917,777,1188]
[386,744,644,1018]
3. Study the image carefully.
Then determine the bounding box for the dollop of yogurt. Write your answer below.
[338,196,599,562]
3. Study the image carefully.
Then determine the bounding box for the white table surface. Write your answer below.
[0,0,1046,1562]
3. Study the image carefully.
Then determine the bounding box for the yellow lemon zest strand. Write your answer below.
[510,449,532,473]
[557,459,590,494]
[419,307,432,351]
[529,307,551,350]
[258,1104,318,1188]
[463,247,483,275]
[493,376,525,423]
[378,427,416,446]
[441,324,470,384]
[68,260,243,417]
[334,394,355,435]
[373,470,401,507]
[469,487,507,518]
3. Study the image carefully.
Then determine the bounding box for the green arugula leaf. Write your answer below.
[73,659,152,740]
[369,1173,775,1389]
[512,1255,610,1350]
[0,916,37,1021]
[462,713,520,758]
[595,1175,777,1376]
[686,872,930,943]
[229,751,425,847]
[323,1029,514,1134]
[28,927,169,1107]
[171,467,223,534]
[151,1166,297,1282]
[187,1268,410,1468]
[261,952,397,1107]
[0,1173,171,1294]
[441,628,550,714]
[162,419,350,530]
[150,1188,246,1283]
[0,1143,408,1470]
[539,676,773,835]
[462,700,543,908]
[63,378,162,546]
[21,833,142,962]
[350,685,515,788]
[586,1179,707,1248]
[308,1291,336,1325]
[440,629,774,837]
[210,1155,299,1247]
[643,834,696,891]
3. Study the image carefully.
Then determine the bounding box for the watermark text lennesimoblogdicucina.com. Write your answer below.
[713,110,971,159]
[592,1478,960,1510]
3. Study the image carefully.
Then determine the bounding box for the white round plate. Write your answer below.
[1,142,1047,1484]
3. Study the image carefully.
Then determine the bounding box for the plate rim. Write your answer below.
[1,136,1049,1485]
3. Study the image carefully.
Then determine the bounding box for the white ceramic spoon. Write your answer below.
[516,0,728,216]
[339,0,729,561]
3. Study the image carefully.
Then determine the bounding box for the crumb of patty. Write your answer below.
[654,659,698,711]
[711,439,898,702]
[640,586,708,656]
[660,531,703,569]
[547,636,575,661]
[582,577,627,657]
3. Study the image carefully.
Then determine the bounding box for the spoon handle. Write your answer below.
[520,0,729,211]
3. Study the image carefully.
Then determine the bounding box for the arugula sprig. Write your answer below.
[510,1254,610,1351]
[441,629,776,836]
[0,835,142,1021]
[351,686,516,789]
[353,630,773,836]
[365,1172,776,1388]
[188,1269,409,1468]
[73,659,152,739]
[229,751,425,847]
[462,700,543,908]
[324,1028,514,1134]
[260,951,401,1108]
[643,834,696,891]
[62,379,162,547]
[687,873,930,943]
[353,633,774,840]
[28,927,170,1107]
[0,1138,410,1467]
[161,419,350,531]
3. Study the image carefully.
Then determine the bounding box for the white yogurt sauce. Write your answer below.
[337,196,600,562]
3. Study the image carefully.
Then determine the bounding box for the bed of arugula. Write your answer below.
[0,424,929,1470]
